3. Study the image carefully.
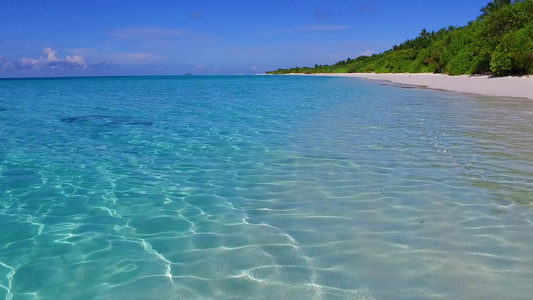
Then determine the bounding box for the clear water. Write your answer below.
[0,75,532,300]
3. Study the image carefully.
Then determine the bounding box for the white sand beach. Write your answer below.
[298,73,533,100]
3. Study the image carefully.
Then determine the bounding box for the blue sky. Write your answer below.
[0,0,491,77]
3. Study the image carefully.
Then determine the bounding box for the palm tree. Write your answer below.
[420,28,429,39]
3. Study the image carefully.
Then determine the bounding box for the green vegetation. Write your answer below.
[267,0,533,76]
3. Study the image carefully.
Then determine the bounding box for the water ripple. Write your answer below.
[1,76,532,299]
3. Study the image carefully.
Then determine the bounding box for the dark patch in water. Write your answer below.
[0,108,6,111]
[61,115,153,126]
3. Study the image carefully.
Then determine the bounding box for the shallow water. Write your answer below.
[0,75,532,299]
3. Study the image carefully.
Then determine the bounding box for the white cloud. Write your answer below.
[1,48,172,77]
[21,57,40,66]
[3,47,88,74]
[66,55,86,65]
[42,47,59,61]
[18,47,87,69]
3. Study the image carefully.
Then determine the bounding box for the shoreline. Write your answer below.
[284,73,533,100]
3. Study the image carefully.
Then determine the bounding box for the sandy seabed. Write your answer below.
[291,73,533,100]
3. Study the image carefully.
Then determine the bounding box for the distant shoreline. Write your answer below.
[281,73,533,100]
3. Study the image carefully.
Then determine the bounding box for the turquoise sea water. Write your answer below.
[0,75,532,299]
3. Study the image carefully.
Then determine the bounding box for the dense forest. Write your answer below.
[267,0,533,76]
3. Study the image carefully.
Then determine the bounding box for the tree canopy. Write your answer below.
[267,0,533,76]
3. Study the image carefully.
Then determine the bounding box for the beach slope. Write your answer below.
[302,73,533,100]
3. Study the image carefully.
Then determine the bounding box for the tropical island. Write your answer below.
[267,0,533,77]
